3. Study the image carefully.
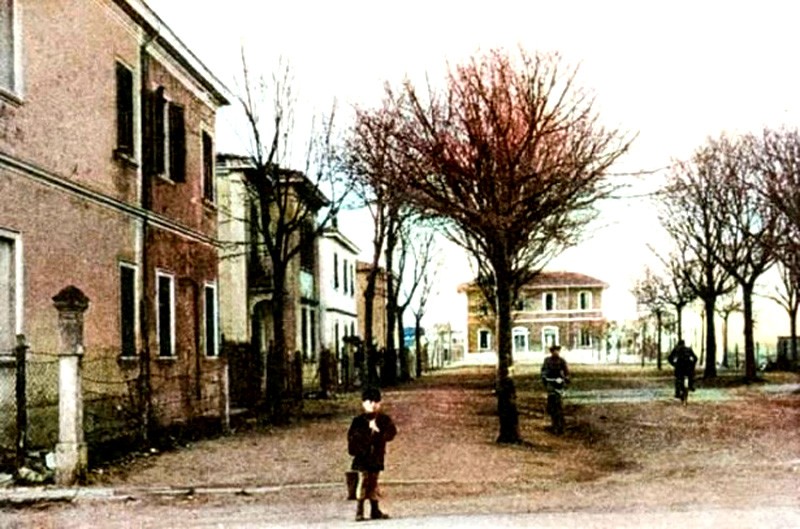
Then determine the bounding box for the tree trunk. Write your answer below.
[722,315,729,368]
[656,310,663,370]
[383,218,398,386]
[267,269,289,423]
[493,260,520,444]
[414,314,423,378]
[742,284,756,381]
[397,307,410,381]
[363,272,379,386]
[790,306,798,366]
[703,296,718,378]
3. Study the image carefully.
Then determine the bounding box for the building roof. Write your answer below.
[524,271,607,289]
[458,271,607,293]
[117,0,231,106]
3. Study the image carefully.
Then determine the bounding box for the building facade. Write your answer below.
[0,0,229,449]
[356,261,389,351]
[463,272,608,359]
[216,154,327,407]
[318,221,359,358]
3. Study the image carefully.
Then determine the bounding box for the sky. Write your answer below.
[146,0,800,340]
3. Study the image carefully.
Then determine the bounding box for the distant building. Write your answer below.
[318,221,359,359]
[356,261,389,351]
[216,154,328,407]
[461,271,607,357]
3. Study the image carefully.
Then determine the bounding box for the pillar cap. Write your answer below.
[52,286,90,313]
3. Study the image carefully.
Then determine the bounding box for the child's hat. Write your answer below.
[361,387,382,402]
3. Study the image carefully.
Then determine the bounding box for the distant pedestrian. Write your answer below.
[667,339,698,398]
[347,387,397,521]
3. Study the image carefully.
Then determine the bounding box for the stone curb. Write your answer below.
[0,479,456,506]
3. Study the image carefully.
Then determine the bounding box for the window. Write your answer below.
[512,326,528,354]
[478,329,492,351]
[204,284,218,357]
[202,131,214,202]
[156,272,175,357]
[342,258,348,293]
[119,264,137,357]
[115,63,134,157]
[514,297,528,311]
[578,291,592,310]
[542,327,559,350]
[0,233,18,353]
[300,222,315,271]
[544,292,556,311]
[350,263,355,296]
[310,309,316,360]
[0,0,18,95]
[333,253,339,290]
[301,307,308,360]
[168,104,186,182]
[578,328,592,348]
[144,87,185,182]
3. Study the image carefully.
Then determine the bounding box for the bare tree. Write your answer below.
[716,295,742,369]
[660,140,736,379]
[653,250,697,341]
[705,134,778,381]
[358,49,632,443]
[765,257,800,368]
[341,96,416,386]
[632,267,668,369]
[754,127,800,369]
[235,56,349,422]
[410,252,438,378]
[395,222,438,381]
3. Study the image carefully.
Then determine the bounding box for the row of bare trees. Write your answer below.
[637,129,800,381]
[229,56,443,423]
[340,49,632,443]
[231,45,639,443]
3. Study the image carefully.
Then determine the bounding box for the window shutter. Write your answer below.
[169,104,185,182]
[154,87,166,175]
[115,63,134,155]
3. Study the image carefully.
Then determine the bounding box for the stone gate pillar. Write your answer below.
[52,286,89,485]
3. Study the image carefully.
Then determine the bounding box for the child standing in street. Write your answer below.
[347,387,397,521]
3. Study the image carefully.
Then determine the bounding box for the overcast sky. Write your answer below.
[146,0,800,331]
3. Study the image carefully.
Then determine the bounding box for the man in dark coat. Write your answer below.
[347,387,397,521]
[668,339,698,397]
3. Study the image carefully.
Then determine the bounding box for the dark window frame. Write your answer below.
[115,62,134,158]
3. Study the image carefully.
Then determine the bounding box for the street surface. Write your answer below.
[1,364,798,528]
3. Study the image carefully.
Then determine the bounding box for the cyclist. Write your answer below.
[541,344,570,434]
[667,339,698,401]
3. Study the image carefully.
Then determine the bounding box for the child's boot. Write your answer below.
[355,500,365,522]
[370,499,390,519]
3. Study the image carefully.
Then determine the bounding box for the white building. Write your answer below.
[318,221,360,358]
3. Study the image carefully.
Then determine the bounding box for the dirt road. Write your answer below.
[1,364,798,528]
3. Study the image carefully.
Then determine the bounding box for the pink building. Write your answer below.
[0,0,229,449]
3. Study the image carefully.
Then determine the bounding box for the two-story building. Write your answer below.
[318,220,359,358]
[356,261,389,351]
[216,154,327,407]
[462,271,608,360]
[0,0,229,450]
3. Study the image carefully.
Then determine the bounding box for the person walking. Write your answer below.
[347,387,397,521]
[667,339,698,398]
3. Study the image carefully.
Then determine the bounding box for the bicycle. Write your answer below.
[542,376,567,434]
[675,375,690,406]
